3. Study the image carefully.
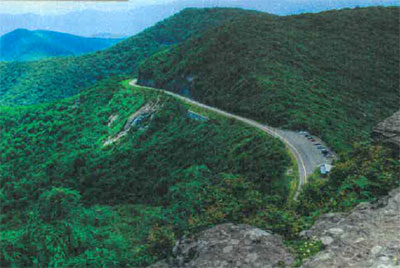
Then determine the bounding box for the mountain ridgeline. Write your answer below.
[138,7,400,151]
[1,7,400,267]
[0,8,258,106]
[0,29,123,62]
[0,77,293,266]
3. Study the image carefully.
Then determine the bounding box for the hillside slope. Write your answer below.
[1,0,398,37]
[0,8,259,106]
[138,7,400,151]
[0,29,123,61]
[0,77,292,266]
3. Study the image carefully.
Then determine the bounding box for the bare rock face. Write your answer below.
[148,223,294,268]
[373,110,400,148]
[301,187,400,268]
[148,189,400,268]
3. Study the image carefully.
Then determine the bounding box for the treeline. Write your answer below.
[0,78,291,266]
[1,7,399,267]
[138,7,400,151]
[1,79,398,267]
[0,8,257,106]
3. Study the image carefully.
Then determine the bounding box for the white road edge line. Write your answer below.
[129,79,307,200]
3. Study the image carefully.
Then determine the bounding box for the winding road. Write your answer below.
[130,79,333,199]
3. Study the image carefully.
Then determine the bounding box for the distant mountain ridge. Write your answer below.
[0,8,253,105]
[0,29,123,61]
[0,0,398,37]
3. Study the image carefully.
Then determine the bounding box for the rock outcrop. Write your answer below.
[103,101,159,146]
[301,187,400,268]
[148,188,400,268]
[373,110,400,148]
[148,223,294,268]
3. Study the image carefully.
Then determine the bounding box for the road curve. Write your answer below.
[129,79,307,199]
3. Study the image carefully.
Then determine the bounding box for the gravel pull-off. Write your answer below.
[130,79,336,200]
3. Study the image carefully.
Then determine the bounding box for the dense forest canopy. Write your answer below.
[1,77,398,266]
[0,8,259,106]
[0,77,294,266]
[0,6,399,267]
[138,7,400,151]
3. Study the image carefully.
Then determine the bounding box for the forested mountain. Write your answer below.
[0,8,258,106]
[1,0,397,37]
[1,80,398,268]
[0,77,293,266]
[0,29,123,61]
[1,6,399,267]
[138,7,400,151]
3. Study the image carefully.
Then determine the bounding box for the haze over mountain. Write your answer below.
[0,8,254,105]
[1,6,399,268]
[0,29,123,61]
[0,0,398,36]
[1,6,398,152]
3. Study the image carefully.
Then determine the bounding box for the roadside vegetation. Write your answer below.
[1,77,397,267]
[0,6,399,267]
[0,8,258,106]
[0,77,293,266]
[138,6,400,151]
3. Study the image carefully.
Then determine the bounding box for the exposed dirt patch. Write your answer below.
[107,114,119,127]
[103,101,160,146]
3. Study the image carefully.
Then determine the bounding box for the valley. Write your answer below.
[0,5,399,268]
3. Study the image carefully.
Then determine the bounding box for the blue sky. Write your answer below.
[0,0,176,15]
[1,0,398,15]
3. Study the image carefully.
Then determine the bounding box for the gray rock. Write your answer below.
[148,223,294,268]
[301,187,400,268]
[373,110,400,148]
[150,188,400,268]
[320,236,334,246]
[327,228,343,236]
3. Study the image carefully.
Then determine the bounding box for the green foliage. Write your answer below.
[38,187,81,221]
[0,29,122,62]
[1,193,129,267]
[146,225,176,259]
[0,8,257,106]
[0,78,290,266]
[288,144,399,265]
[138,6,400,150]
[289,239,324,267]
[1,7,399,267]
[297,143,400,219]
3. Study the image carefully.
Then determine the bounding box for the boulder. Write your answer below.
[148,223,294,268]
[373,110,400,148]
[301,187,400,268]
[148,188,400,268]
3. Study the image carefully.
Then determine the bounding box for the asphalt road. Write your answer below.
[129,79,334,199]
